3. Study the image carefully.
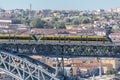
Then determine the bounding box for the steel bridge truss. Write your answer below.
[0,51,60,80]
[0,43,120,58]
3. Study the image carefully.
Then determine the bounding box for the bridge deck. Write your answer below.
[0,41,120,58]
[0,41,119,46]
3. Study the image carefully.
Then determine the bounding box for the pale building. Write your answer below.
[0,19,12,23]
[101,58,120,73]
[0,18,12,28]
[66,25,82,30]
[109,31,120,42]
[116,7,120,13]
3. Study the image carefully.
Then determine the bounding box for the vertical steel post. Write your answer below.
[99,58,102,77]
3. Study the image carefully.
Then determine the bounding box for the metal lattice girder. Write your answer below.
[0,42,120,58]
[0,51,60,80]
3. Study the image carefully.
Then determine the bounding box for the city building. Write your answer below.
[101,58,120,73]
[0,18,12,28]
[109,31,120,42]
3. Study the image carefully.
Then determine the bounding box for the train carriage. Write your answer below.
[0,34,111,43]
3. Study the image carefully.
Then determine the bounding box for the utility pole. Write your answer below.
[29,3,32,20]
[29,3,32,34]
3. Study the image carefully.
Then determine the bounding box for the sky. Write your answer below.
[0,0,120,10]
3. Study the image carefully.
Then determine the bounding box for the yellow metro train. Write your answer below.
[0,34,111,43]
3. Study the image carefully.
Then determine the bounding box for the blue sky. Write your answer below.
[0,0,120,10]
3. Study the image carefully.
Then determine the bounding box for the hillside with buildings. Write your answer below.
[1,7,120,79]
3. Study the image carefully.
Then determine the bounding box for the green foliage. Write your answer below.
[44,21,54,28]
[71,16,91,25]
[12,19,21,24]
[79,16,90,24]
[54,21,66,29]
[111,28,120,33]
[106,69,116,75]
[52,17,58,22]
[21,17,31,26]
[72,19,80,25]
[6,9,120,30]
[63,18,71,23]
[30,18,45,28]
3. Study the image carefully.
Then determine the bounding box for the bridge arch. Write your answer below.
[0,51,59,80]
[0,68,22,80]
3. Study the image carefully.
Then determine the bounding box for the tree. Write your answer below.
[52,17,58,22]
[43,21,54,28]
[105,26,112,36]
[79,16,90,24]
[63,18,70,22]
[54,21,66,29]
[30,18,45,28]
[106,69,116,75]
[12,19,21,24]
[72,19,80,25]
[82,18,90,24]
[21,17,31,26]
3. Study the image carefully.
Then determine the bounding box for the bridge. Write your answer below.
[0,41,120,58]
[0,50,62,80]
[0,40,120,80]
